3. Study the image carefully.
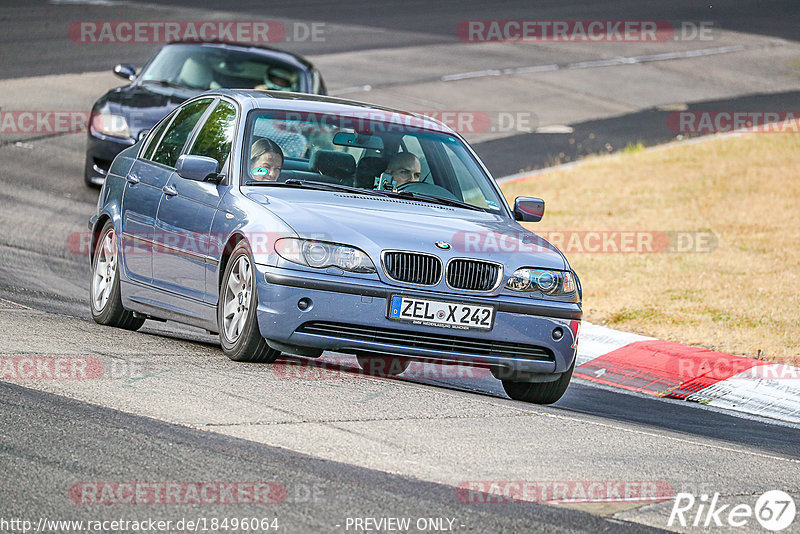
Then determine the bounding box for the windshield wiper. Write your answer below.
[388,191,487,212]
[243,180,489,211]
[141,79,195,90]
[243,179,390,197]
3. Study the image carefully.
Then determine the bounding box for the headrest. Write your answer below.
[177,57,213,89]
[310,150,356,182]
[355,156,388,188]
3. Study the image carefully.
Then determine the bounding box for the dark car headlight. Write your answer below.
[275,238,376,274]
[506,268,577,296]
[90,111,131,139]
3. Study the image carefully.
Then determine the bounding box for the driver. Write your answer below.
[249,138,283,182]
[385,152,421,188]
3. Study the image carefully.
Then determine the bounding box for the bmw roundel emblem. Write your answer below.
[435,241,451,250]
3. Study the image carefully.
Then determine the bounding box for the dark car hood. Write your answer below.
[249,189,568,271]
[95,82,202,138]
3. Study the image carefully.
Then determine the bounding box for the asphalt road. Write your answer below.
[1,0,798,79]
[0,1,799,532]
[2,381,652,533]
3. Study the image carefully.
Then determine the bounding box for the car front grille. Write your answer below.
[296,322,554,361]
[382,251,442,286]
[446,259,502,291]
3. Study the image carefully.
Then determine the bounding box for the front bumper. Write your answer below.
[255,265,581,376]
[84,132,135,186]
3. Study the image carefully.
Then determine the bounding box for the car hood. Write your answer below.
[248,189,567,270]
[95,82,201,139]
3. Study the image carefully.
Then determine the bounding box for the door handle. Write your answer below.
[126,175,140,185]
[162,185,178,196]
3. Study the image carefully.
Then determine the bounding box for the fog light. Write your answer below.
[552,327,564,341]
[298,298,312,311]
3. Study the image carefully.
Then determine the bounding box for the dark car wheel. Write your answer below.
[356,354,410,377]
[502,359,575,405]
[90,220,145,331]
[218,241,280,363]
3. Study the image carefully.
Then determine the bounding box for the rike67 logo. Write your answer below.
[669,490,796,531]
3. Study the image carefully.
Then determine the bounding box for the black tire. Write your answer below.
[502,358,575,405]
[356,354,410,377]
[218,241,280,363]
[90,220,145,331]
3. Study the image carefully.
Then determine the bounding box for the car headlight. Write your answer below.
[275,238,376,274]
[506,268,577,296]
[90,111,130,139]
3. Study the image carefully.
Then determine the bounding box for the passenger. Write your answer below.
[385,152,421,188]
[249,138,283,182]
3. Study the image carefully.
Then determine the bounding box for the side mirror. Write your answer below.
[176,155,220,183]
[137,129,150,142]
[113,64,136,81]
[514,197,545,222]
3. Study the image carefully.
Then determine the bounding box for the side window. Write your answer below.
[150,98,212,168]
[188,101,237,171]
[141,111,174,161]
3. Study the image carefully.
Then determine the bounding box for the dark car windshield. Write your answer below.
[138,44,305,92]
[242,110,506,214]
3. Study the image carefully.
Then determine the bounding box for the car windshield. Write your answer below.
[242,110,506,214]
[138,44,304,92]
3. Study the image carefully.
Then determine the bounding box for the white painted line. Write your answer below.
[49,0,116,4]
[327,44,759,97]
[535,125,574,134]
[656,103,689,111]
[630,45,745,62]
[441,69,502,82]
[329,84,373,96]
[513,64,559,74]
[0,297,33,311]
[567,58,627,69]
[442,45,750,85]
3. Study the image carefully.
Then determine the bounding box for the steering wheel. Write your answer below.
[396,180,459,200]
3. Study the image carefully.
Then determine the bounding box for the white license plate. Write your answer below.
[388,295,494,331]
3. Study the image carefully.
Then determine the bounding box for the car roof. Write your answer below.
[205,89,457,135]
[162,41,315,71]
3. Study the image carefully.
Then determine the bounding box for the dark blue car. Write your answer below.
[85,42,326,186]
[89,90,582,404]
